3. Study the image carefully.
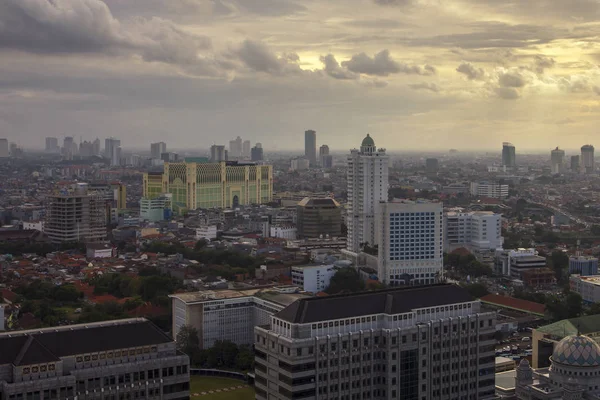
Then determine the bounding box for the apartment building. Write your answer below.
[254,284,496,400]
[291,265,337,293]
[469,182,509,199]
[444,210,503,252]
[494,248,547,279]
[0,318,189,400]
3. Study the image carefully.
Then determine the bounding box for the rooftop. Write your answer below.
[536,314,600,339]
[169,287,308,307]
[275,284,475,324]
[480,294,546,316]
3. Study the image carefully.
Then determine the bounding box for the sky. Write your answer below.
[1,0,600,152]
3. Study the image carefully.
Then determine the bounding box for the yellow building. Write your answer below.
[143,159,273,211]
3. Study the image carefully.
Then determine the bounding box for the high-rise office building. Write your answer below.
[243,140,251,158]
[297,197,342,238]
[62,136,77,160]
[150,142,167,159]
[502,142,516,168]
[319,144,329,166]
[229,136,243,159]
[254,284,497,400]
[104,137,121,159]
[444,210,503,252]
[571,155,580,172]
[111,146,122,166]
[347,134,389,252]
[376,200,443,285]
[92,138,101,156]
[470,181,509,199]
[305,130,317,166]
[251,145,264,162]
[425,158,439,174]
[45,183,107,243]
[550,147,565,174]
[321,154,333,168]
[45,137,59,153]
[210,145,228,162]
[79,140,94,157]
[143,159,273,211]
[0,139,8,158]
[0,318,190,400]
[581,144,595,174]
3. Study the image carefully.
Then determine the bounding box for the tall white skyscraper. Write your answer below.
[105,137,121,159]
[376,200,444,285]
[346,134,389,252]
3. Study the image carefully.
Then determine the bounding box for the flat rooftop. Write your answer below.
[170,288,308,307]
[495,370,516,391]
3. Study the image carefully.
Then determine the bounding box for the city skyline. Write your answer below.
[2,0,600,150]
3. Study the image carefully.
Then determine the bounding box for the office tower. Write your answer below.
[297,197,342,238]
[347,134,389,252]
[568,255,599,276]
[140,194,172,222]
[210,145,228,162]
[470,181,509,198]
[111,146,122,166]
[89,182,127,210]
[0,139,8,158]
[502,142,516,168]
[318,144,329,167]
[92,137,101,156]
[243,140,251,158]
[9,142,17,155]
[229,136,243,159]
[62,136,75,160]
[305,130,317,166]
[444,210,503,252]
[425,158,439,173]
[143,159,273,210]
[0,318,190,400]
[251,145,264,161]
[150,142,167,159]
[550,147,565,174]
[571,155,580,172]
[45,183,107,243]
[376,200,443,285]
[79,140,94,157]
[104,137,121,159]
[45,137,59,153]
[321,154,333,168]
[291,158,310,171]
[255,284,497,400]
[160,152,179,163]
[581,144,595,173]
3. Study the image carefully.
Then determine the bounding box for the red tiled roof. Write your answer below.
[480,294,546,316]
[1,289,18,303]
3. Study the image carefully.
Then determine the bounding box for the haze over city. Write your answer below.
[2,0,600,151]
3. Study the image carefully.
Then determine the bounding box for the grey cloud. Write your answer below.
[408,82,440,92]
[373,0,413,5]
[498,72,527,88]
[559,76,591,93]
[472,0,600,23]
[594,86,600,96]
[320,55,359,80]
[234,40,301,76]
[494,87,520,100]
[534,55,555,73]
[361,79,389,88]
[342,50,435,77]
[456,62,486,80]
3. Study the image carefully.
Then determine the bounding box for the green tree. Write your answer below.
[591,225,600,236]
[463,283,489,298]
[176,325,201,365]
[326,268,365,294]
[550,250,569,284]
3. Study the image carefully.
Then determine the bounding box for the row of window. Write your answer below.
[74,345,158,364]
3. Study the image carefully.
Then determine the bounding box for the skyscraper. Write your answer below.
[319,144,329,166]
[45,137,59,153]
[425,158,439,173]
[62,136,76,160]
[111,146,122,167]
[242,140,251,158]
[251,145,264,161]
[376,200,444,285]
[105,137,121,159]
[304,130,317,166]
[210,145,227,162]
[581,144,595,174]
[0,139,8,158]
[347,134,389,252]
[150,142,167,159]
[550,147,565,174]
[571,155,580,172]
[502,142,516,168]
[229,136,243,159]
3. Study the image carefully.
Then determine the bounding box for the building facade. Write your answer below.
[142,159,273,211]
[571,155,580,172]
[470,182,509,199]
[502,142,516,168]
[550,147,565,174]
[425,158,439,174]
[150,142,167,159]
[0,139,8,158]
[291,265,337,293]
[0,318,189,400]
[570,275,600,304]
[569,256,599,276]
[347,134,389,252]
[581,144,595,174]
[45,183,107,243]
[251,145,264,162]
[494,248,547,279]
[444,210,503,252]
[140,194,172,222]
[305,130,317,166]
[297,197,342,239]
[254,284,497,400]
[376,200,443,286]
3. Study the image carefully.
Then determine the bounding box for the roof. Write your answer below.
[552,335,600,367]
[480,294,546,316]
[0,318,170,366]
[297,197,340,207]
[170,287,308,307]
[537,314,600,338]
[276,284,474,324]
[361,134,375,147]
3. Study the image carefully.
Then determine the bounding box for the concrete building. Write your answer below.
[581,144,595,174]
[104,137,120,159]
[570,275,600,304]
[550,147,565,174]
[170,288,306,349]
[321,154,333,169]
[92,138,101,156]
[88,182,127,211]
[270,225,297,240]
[305,130,317,166]
[425,158,439,174]
[347,134,389,252]
[569,255,599,276]
[254,284,497,400]
[242,140,251,158]
[229,136,242,159]
[140,194,172,222]
[470,181,509,199]
[376,200,443,285]
[210,145,228,162]
[251,145,263,162]
[150,142,166,159]
[45,137,59,154]
[86,242,114,259]
[319,145,329,167]
[502,142,516,168]
[45,183,107,243]
[297,197,342,239]
[515,335,600,399]
[291,264,337,293]
[291,158,310,171]
[571,155,580,172]
[0,139,9,158]
[494,248,546,280]
[195,225,217,241]
[143,159,273,211]
[444,210,503,252]
[0,318,190,400]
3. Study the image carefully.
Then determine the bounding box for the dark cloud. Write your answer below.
[498,72,527,88]
[234,40,301,76]
[494,87,520,100]
[408,82,440,92]
[456,62,486,80]
[534,55,555,73]
[594,86,600,96]
[342,50,435,77]
[320,55,359,80]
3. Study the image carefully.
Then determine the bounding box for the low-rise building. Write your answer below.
[495,248,547,279]
[569,256,599,276]
[570,274,600,304]
[296,197,342,239]
[86,242,114,259]
[140,194,172,222]
[470,181,509,199]
[195,225,217,241]
[444,209,503,252]
[291,264,337,293]
[270,225,297,240]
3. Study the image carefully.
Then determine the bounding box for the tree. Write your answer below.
[176,325,201,365]
[550,250,569,284]
[463,283,489,299]
[591,225,600,236]
[326,268,365,294]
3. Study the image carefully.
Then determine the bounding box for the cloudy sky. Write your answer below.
[1,0,600,152]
